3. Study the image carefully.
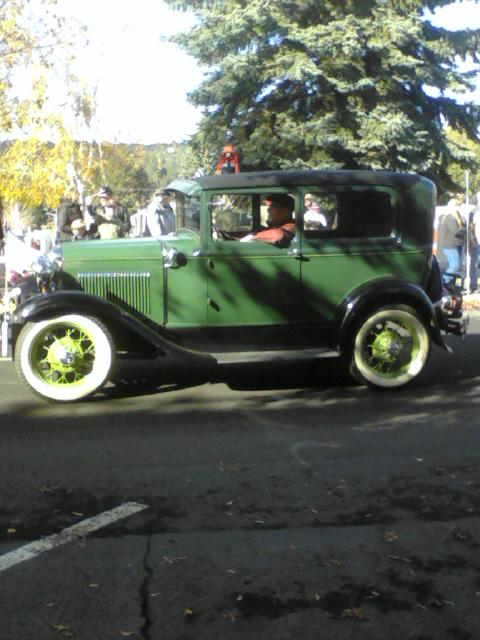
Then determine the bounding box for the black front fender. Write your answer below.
[335,278,447,353]
[10,291,215,370]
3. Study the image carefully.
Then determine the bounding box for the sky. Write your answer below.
[51,0,480,145]
[55,0,203,144]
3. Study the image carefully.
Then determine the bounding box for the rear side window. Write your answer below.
[303,188,395,239]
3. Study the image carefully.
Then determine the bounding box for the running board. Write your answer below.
[212,348,338,365]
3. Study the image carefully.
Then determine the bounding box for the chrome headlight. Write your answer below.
[31,253,56,276]
[49,245,63,269]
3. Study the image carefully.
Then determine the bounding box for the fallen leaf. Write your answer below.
[387,554,412,563]
[341,607,365,620]
[225,500,234,506]
[119,631,134,637]
[319,558,341,567]
[6,528,16,534]
[429,596,445,608]
[72,512,84,517]
[184,608,195,618]
[222,609,238,621]
[254,520,265,525]
[162,555,187,564]
[383,530,398,543]
[89,583,99,589]
[52,624,72,636]
[149,592,161,598]
[227,569,236,575]
[236,595,243,602]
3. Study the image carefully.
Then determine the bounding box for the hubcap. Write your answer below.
[365,320,417,377]
[32,325,96,386]
[48,337,79,370]
[370,328,403,362]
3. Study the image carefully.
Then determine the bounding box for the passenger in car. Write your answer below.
[240,194,295,248]
[304,193,328,229]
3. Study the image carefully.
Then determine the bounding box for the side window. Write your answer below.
[303,188,395,239]
[208,191,296,242]
[304,193,337,231]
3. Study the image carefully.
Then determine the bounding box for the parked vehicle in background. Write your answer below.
[7,170,465,402]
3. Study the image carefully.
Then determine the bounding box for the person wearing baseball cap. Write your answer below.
[97,186,113,199]
[145,189,175,237]
[85,186,130,239]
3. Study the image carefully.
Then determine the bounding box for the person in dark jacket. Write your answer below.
[86,186,130,239]
[56,197,83,242]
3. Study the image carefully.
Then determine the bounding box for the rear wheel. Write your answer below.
[15,314,114,402]
[350,305,430,389]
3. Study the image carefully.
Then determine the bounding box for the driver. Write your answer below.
[240,194,295,248]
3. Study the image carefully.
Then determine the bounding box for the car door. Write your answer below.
[205,190,302,326]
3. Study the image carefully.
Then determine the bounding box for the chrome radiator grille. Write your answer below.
[76,272,151,315]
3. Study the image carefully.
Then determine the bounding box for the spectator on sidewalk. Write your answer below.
[56,197,83,242]
[86,186,130,239]
[437,194,466,286]
[469,192,480,292]
[146,190,175,237]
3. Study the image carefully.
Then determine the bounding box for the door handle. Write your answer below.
[287,248,308,260]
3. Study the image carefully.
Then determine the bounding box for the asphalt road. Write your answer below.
[1,316,480,639]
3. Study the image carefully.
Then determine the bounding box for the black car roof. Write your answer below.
[196,169,433,191]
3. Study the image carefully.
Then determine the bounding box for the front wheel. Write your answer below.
[15,314,114,402]
[350,305,430,389]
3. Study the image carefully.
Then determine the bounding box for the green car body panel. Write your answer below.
[61,233,208,327]
[58,171,434,332]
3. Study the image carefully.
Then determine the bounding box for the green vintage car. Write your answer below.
[10,170,465,402]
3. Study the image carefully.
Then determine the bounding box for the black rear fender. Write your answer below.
[336,278,447,353]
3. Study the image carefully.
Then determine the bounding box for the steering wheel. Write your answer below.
[212,224,235,241]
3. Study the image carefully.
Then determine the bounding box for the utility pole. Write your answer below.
[465,171,471,293]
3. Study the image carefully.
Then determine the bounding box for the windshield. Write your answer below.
[172,192,200,232]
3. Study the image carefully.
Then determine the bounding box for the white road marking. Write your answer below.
[0,501,148,573]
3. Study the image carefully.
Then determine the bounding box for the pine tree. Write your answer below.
[166,0,480,193]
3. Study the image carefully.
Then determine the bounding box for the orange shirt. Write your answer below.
[253,222,295,246]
